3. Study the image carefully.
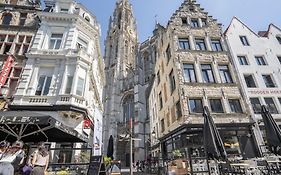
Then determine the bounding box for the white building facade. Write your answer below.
[9,0,104,154]
[225,17,281,148]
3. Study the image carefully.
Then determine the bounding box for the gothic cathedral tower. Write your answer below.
[103,0,147,165]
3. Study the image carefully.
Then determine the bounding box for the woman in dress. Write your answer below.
[30,145,49,175]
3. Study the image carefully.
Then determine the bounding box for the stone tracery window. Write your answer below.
[122,94,134,123]
[2,13,12,26]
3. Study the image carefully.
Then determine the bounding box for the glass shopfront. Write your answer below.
[161,125,259,161]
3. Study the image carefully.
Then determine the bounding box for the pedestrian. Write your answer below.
[30,144,49,175]
[0,141,9,159]
[0,140,25,175]
[136,160,140,172]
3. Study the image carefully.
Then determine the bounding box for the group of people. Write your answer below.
[0,141,49,175]
[135,160,148,172]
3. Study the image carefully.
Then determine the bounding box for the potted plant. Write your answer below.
[104,156,113,173]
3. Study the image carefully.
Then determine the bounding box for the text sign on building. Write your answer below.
[248,90,281,95]
[0,55,14,87]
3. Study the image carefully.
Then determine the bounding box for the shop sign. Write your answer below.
[0,116,42,124]
[0,55,14,87]
[83,119,91,129]
[248,90,281,95]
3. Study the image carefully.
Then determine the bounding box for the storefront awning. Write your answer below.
[0,111,87,143]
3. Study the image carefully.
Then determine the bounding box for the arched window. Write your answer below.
[122,95,134,123]
[2,13,12,25]
[276,36,281,45]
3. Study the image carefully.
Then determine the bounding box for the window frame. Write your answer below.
[264,97,278,114]
[250,98,261,114]
[189,98,203,113]
[2,13,12,26]
[76,77,85,96]
[181,18,188,25]
[201,64,215,83]
[255,56,267,65]
[239,36,250,46]
[244,74,257,88]
[176,101,182,118]
[228,99,243,113]
[262,74,276,88]
[201,18,207,27]
[169,70,176,93]
[178,38,190,50]
[237,56,249,65]
[35,75,52,96]
[191,19,199,28]
[218,65,233,83]
[209,99,224,113]
[49,33,63,50]
[19,13,27,26]
[64,76,73,94]
[183,63,197,83]
[195,38,207,51]
[211,39,223,51]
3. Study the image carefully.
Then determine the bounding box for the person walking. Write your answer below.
[30,144,49,175]
[0,140,24,175]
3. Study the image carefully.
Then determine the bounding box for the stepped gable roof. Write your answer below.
[167,0,221,27]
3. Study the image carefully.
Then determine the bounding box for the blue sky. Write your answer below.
[77,0,281,46]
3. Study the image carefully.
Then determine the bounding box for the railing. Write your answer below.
[29,49,92,63]
[24,95,86,107]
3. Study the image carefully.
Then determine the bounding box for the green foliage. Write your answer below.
[104,156,112,166]
[172,149,182,159]
[57,170,70,175]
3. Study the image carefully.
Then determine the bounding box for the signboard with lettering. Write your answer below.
[0,116,50,124]
[248,90,281,95]
[0,55,14,87]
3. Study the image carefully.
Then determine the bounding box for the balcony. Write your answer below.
[17,94,87,108]
[28,49,92,63]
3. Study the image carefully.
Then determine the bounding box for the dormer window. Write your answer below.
[189,7,195,12]
[201,18,207,27]
[191,19,199,28]
[181,18,187,25]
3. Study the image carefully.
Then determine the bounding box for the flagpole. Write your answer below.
[130,116,133,175]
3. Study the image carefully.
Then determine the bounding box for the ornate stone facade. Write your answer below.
[0,0,41,109]
[103,0,149,166]
[146,0,258,161]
